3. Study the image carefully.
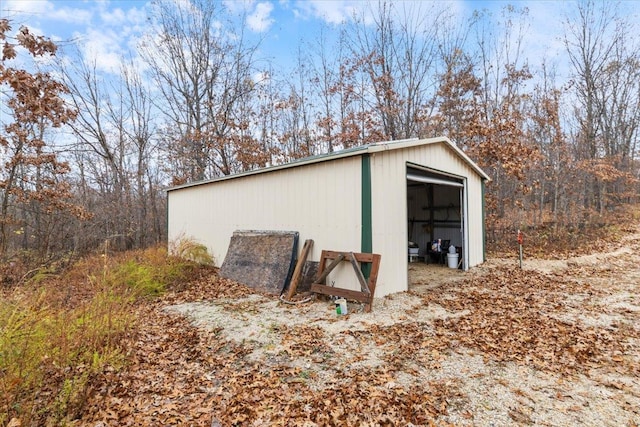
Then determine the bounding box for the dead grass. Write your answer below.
[2,210,639,426]
[488,204,640,260]
[0,246,206,427]
[70,215,640,426]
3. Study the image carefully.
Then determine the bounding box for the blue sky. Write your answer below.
[0,1,574,72]
[2,1,639,85]
[1,1,468,61]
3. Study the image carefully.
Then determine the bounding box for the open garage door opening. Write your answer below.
[406,164,466,275]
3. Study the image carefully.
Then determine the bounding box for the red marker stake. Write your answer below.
[517,230,524,269]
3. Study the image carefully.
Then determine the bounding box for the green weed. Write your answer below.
[107,247,198,297]
[0,246,198,426]
[0,285,131,426]
[112,260,165,297]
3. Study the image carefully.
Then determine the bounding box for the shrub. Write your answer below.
[0,245,199,425]
[169,236,215,266]
[0,286,131,426]
[112,259,166,297]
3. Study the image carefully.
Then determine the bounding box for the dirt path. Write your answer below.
[81,229,640,426]
[404,230,640,426]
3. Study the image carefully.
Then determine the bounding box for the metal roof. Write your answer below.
[167,136,490,192]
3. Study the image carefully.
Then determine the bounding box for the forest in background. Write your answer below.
[1,0,639,263]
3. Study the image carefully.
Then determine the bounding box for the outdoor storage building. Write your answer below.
[167,137,490,297]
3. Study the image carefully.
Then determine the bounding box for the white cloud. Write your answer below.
[49,7,92,25]
[77,28,124,74]
[293,0,361,25]
[252,70,270,84]
[100,7,127,26]
[223,0,254,14]
[3,0,92,26]
[524,2,568,67]
[247,2,274,32]
[3,0,53,16]
[125,6,148,26]
[290,0,450,27]
[99,4,149,39]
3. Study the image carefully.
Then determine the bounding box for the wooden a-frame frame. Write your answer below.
[310,250,381,312]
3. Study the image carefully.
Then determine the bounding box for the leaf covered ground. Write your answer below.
[75,228,640,426]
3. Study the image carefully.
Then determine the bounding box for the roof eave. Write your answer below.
[167,145,368,192]
[167,136,490,192]
[367,136,491,182]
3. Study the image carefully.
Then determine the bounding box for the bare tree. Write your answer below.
[120,61,164,247]
[140,0,265,182]
[431,16,483,148]
[303,27,362,152]
[527,64,573,226]
[0,20,85,258]
[58,45,166,251]
[60,55,133,249]
[469,5,539,222]
[275,56,317,160]
[592,31,640,206]
[564,0,619,212]
[347,1,443,140]
[310,28,340,153]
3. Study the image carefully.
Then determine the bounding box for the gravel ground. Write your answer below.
[164,230,640,426]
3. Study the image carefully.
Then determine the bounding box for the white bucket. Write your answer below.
[447,253,459,269]
[335,298,348,315]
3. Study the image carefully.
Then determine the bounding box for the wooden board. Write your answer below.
[297,261,319,293]
[285,239,313,300]
[219,230,299,295]
[310,250,381,312]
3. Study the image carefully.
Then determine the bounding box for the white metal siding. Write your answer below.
[168,138,487,298]
[369,150,408,296]
[168,156,363,282]
[369,143,485,295]
[465,173,484,265]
